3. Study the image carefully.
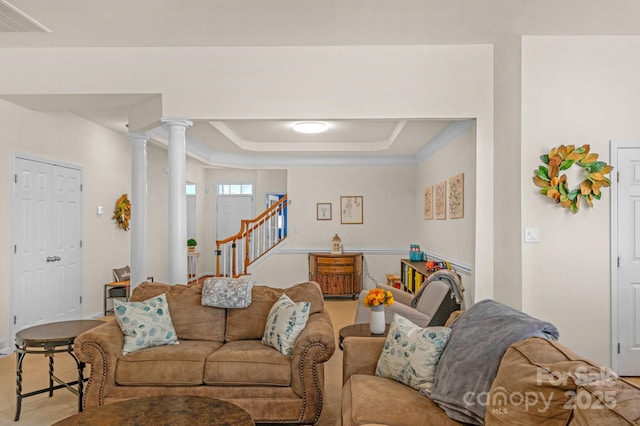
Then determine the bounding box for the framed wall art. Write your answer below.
[316,203,332,220]
[435,181,446,220]
[423,185,433,220]
[449,173,464,219]
[340,196,363,224]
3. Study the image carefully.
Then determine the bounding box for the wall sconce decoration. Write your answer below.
[331,234,343,254]
[532,144,613,214]
[112,193,131,230]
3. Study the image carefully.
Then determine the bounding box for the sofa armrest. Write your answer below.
[289,309,336,423]
[342,336,385,385]
[73,320,124,408]
[376,283,414,306]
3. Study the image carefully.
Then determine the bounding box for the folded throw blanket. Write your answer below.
[411,269,465,307]
[201,277,255,308]
[429,299,559,425]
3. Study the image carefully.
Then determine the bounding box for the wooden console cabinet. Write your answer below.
[309,252,363,298]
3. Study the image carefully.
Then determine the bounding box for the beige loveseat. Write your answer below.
[74,281,335,425]
[342,305,640,426]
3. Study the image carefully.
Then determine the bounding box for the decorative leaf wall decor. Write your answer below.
[532,144,612,214]
[112,193,131,230]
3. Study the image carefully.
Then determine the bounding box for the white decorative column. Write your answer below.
[163,119,192,284]
[128,133,148,292]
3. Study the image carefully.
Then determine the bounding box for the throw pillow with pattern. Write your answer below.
[262,294,310,357]
[376,314,451,395]
[114,293,179,354]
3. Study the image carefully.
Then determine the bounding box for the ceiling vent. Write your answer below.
[0,0,51,32]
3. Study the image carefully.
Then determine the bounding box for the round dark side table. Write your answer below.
[52,395,255,426]
[14,319,105,421]
[338,322,390,350]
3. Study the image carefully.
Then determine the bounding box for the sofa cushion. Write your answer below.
[569,378,640,425]
[225,282,324,342]
[262,294,311,357]
[113,294,178,354]
[342,374,459,426]
[131,281,225,342]
[115,340,222,385]
[204,340,291,386]
[375,314,450,396]
[485,337,618,425]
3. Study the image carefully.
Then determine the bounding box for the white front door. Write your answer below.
[613,143,640,375]
[216,195,254,240]
[216,195,253,276]
[11,156,83,337]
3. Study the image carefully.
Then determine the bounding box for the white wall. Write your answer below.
[416,125,476,307]
[521,36,640,366]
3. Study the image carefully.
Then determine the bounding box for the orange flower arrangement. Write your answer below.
[362,288,394,308]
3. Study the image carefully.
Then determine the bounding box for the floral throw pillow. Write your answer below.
[262,294,310,357]
[114,293,179,355]
[201,277,255,308]
[375,314,451,395]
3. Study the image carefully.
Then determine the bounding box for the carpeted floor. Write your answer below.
[0,298,358,426]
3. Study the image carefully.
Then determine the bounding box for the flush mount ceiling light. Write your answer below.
[292,121,329,134]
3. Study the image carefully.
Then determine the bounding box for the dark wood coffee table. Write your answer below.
[52,395,254,425]
[14,319,105,421]
[338,323,390,350]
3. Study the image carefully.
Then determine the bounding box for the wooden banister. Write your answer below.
[215,195,288,277]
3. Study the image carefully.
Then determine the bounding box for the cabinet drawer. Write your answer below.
[316,257,354,266]
[318,265,354,274]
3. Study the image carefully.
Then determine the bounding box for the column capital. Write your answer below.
[126,132,149,142]
[161,118,193,128]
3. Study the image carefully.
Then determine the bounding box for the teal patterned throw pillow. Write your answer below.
[262,294,310,357]
[375,314,451,396]
[114,293,179,354]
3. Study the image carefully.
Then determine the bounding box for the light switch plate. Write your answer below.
[524,227,539,243]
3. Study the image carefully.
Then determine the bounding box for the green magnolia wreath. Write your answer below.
[112,193,131,230]
[532,144,613,214]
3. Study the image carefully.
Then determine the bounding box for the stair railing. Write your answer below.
[215,195,288,277]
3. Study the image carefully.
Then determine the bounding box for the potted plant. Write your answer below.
[187,238,197,252]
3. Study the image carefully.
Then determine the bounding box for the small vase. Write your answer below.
[369,305,386,334]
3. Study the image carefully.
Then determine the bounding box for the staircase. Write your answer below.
[215,195,289,277]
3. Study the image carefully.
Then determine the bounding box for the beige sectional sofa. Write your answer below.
[342,306,640,426]
[74,280,335,425]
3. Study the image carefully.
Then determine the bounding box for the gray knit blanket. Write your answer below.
[430,299,559,424]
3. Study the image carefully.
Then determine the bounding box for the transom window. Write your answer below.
[218,184,253,195]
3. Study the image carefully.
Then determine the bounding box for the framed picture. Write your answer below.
[316,203,332,220]
[449,173,464,219]
[435,181,446,220]
[423,185,433,220]
[340,196,363,224]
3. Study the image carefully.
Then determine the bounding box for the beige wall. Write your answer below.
[521,36,640,365]
[249,165,419,288]
[416,125,476,307]
[0,44,494,352]
[0,100,133,346]
[0,44,496,301]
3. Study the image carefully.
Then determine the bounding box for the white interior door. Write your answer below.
[216,195,254,240]
[11,156,83,337]
[613,143,640,375]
